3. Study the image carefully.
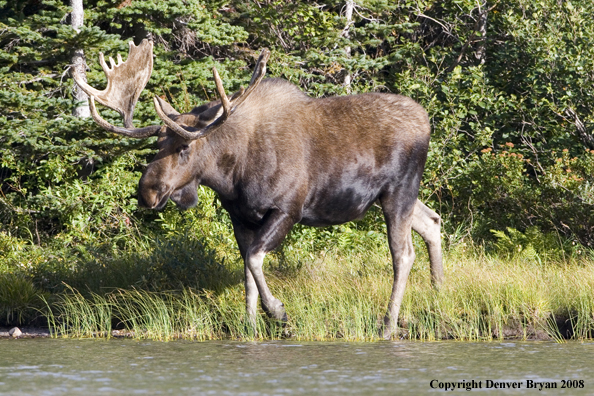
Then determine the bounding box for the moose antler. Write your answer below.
[153,49,271,141]
[72,39,161,138]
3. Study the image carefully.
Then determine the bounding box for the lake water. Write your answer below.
[0,339,592,395]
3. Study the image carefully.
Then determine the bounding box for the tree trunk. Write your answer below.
[474,1,488,65]
[342,0,355,92]
[71,0,90,118]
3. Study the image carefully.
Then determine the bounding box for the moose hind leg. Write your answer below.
[412,199,444,288]
[381,195,416,340]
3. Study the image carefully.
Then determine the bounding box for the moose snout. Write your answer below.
[136,188,153,208]
[137,179,170,209]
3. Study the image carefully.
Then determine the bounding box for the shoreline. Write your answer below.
[0,327,50,339]
[0,319,575,341]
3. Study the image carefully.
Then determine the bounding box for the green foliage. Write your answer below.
[0,0,248,248]
[0,272,47,325]
[490,226,566,262]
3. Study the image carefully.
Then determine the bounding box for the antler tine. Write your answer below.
[229,49,270,111]
[72,39,154,129]
[212,67,231,118]
[154,95,228,141]
[89,96,161,138]
[153,48,271,141]
[250,49,271,85]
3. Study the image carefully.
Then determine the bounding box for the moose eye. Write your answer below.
[176,144,189,154]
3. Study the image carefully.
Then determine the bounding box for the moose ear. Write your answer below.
[230,88,244,101]
[198,104,224,124]
[156,97,180,117]
[194,89,245,125]
[190,102,217,115]
[189,88,244,116]
[170,103,223,129]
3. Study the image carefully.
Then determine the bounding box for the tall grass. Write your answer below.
[0,273,47,325]
[44,285,112,338]
[43,248,594,342]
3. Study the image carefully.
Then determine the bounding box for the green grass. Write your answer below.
[0,273,48,325]
[44,286,112,338]
[40,247,594,342]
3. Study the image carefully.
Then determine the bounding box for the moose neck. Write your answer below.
[194,123,248,200]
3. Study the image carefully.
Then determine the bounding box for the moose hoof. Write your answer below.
[263,299,287,322]
[379,315,408,340]
[379,316,397,340]
[245,314,258,336]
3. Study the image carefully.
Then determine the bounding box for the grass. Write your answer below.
[40,246,594,342]
[401,255,594,341]
[0,273,48,325]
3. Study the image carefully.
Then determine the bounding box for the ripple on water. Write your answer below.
[0,339,592,395]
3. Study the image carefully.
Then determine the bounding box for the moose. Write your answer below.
[73,40,443,338]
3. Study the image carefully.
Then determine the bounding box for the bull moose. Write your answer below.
[73,40,443,338]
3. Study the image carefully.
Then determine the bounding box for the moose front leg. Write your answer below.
[245,251,287,321]
[232,221,260,329]
[243,209,295,322]
[244,267,259,328]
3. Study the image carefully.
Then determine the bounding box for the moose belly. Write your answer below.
[300,185,380,227]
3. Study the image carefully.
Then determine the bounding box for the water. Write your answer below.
[0,339,592,395]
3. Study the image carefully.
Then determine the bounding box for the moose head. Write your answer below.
[73,39,270,211]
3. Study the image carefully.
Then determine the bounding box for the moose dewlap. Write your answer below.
[72,40,442,339]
